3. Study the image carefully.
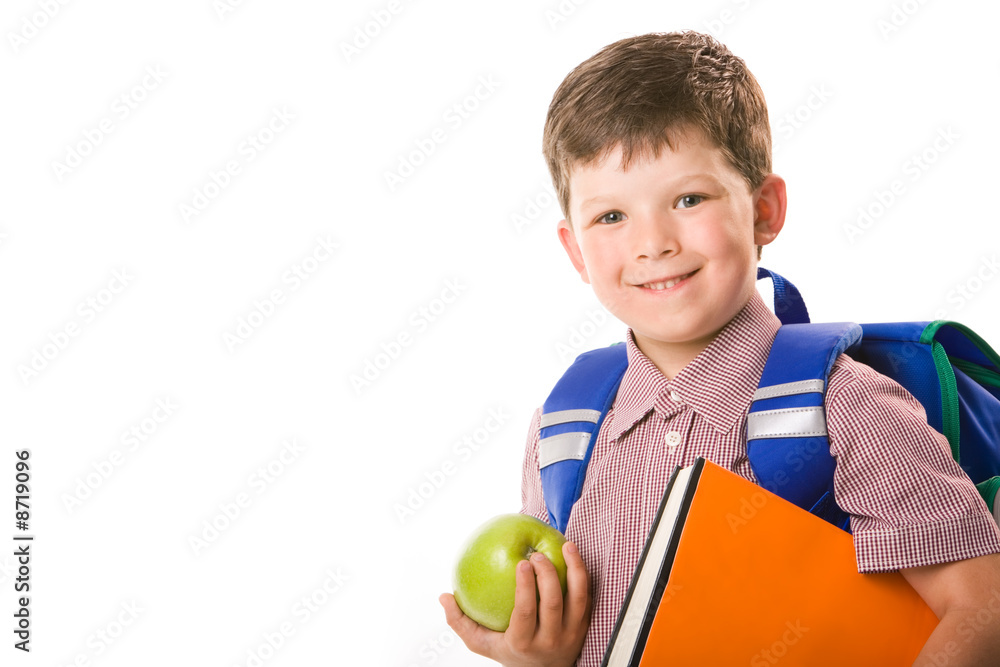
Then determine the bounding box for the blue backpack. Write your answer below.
[538,268,1000,534]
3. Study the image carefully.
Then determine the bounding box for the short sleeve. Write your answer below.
[520,407,549,523]
[825,354,1000,573]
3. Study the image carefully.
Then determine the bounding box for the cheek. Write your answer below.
[697,218,755,259]
[580,239,615,276]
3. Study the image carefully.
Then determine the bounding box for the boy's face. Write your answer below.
[557,127,785,369]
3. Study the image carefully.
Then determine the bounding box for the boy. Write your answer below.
[440,31,1000,666]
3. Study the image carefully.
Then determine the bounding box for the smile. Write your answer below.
[638,270,697,291]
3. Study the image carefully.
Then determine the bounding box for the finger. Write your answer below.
[505,559,538,647]
[530,551,565,634]
[439,593,499,658]
[562,541,592,628]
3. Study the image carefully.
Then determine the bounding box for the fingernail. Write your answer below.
[532,552,546,562]
[519,560,531,573]
[565,542,577,555]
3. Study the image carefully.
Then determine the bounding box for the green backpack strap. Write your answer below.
[978,476,1000,525]
[920,320,1000,524]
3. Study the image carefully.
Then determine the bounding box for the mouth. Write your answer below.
[636,269,698,291]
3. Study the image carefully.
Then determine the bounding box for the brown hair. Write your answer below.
[542,31,772,225]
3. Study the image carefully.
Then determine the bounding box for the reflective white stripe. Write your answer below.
[752,379,826,401]
[747,407,827,440]
[540,409,601,429]
[538,432,590,468]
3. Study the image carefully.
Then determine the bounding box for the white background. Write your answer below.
[2,0,998,665]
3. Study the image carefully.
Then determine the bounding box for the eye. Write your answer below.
[596,210,626,225]
[676,194,705,209]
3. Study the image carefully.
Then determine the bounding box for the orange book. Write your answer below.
[602,458,939,666]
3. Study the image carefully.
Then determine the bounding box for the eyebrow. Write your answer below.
[577,174,725,211]
[579,195,614,210]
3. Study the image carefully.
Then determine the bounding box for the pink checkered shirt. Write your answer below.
[520,291,1000,667]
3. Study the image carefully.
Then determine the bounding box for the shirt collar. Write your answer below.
[604,290,782,441]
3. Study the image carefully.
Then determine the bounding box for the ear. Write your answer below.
[752,173,787,246]
[557,218,590,284]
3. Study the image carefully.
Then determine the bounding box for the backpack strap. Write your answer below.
[748,321,862,531]
[538,344,628,534]
[756,266,811,325]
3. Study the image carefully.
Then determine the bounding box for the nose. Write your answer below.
[631,211,680,261]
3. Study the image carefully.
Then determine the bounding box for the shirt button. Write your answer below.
[669,390,682,403]
[665,431,682,448]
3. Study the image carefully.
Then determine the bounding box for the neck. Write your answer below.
[630,290,758,379]
[631,332,718,380]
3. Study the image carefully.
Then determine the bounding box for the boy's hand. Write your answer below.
[439,540,591,667]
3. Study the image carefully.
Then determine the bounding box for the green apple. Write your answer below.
[452,513,569,632]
